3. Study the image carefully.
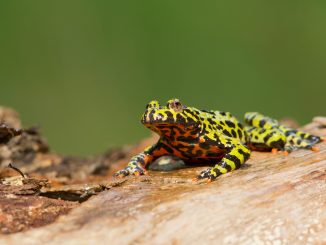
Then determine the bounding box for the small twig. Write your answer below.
[8,163,26,178]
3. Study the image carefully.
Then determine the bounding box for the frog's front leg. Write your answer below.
[114,141,170,177]
[197,141,251,181]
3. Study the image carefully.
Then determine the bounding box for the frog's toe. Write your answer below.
[114,164,147,178]
[196,168,217,181]
[306,135,323,144]
[113,168,130,178]
[284,145,297,153]
[130,166,146,176]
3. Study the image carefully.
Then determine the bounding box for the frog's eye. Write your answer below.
[167,99,183,112]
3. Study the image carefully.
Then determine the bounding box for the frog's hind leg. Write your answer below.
[196,142,251,181]
[244,112,323,153]
[279,125,323,152]
[244,112,279,129]
[245,126,286,152]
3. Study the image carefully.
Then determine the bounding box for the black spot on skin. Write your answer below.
[195,150,203,156]
[191,110,200,116]
[226,121,236,128]
[137,157,145,165]
[225,154,242,169]
[297,139,302,145]
[183,109,200,121]
[207,118,215,125]
[220,121,225,126]
[219,111,226,116]
[208,168,220,178]
[176,114,187,124]
[248,143,270,151]
[237,129,243,139]
[160,130,170,135]
[174,127,185,135]
[206,151,222,157]
[246,127,255,133]
[221,161,232,172]
[175,143,187,150]
[216,125,223,130]
[263,132,273,142]
[270,139,285,150]
[285,130,296,136]
[259,128,266,134]
[246,116,253,126]
[176,136,194,143]
[231,129,237,138]
[199,142,210,150]
[169,128,175,139]
[259,119,266,127]
[180,151,192,158]
[190,130,198,136]
[254,135,259,140]
[149,112,154,123]
[186,145,194,151]
[238,148,251,161]
[185,145,195,156]
[216,142,226,149]
[161,143,174,154]
[223,130,232,137]
[164,111,174,121]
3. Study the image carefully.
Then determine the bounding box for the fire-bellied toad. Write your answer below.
[114,99,323,181]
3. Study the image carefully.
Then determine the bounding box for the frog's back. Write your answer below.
[197,109,247,143]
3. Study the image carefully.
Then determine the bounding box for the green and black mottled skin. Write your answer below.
[114,99,323,181]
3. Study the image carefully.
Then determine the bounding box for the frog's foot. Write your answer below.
[196,168,218,182]
[284,136,322,154]
[113,164,147,178]
[284,144,297,154]
[305,135,323,145]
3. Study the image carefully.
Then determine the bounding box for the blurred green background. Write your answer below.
[1,1,326,155]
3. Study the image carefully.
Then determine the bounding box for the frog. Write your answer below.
[114,99,323,181]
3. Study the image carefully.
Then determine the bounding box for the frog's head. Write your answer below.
[141,98,201,137]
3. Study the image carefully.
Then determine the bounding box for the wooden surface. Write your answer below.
[1,125,326,244]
